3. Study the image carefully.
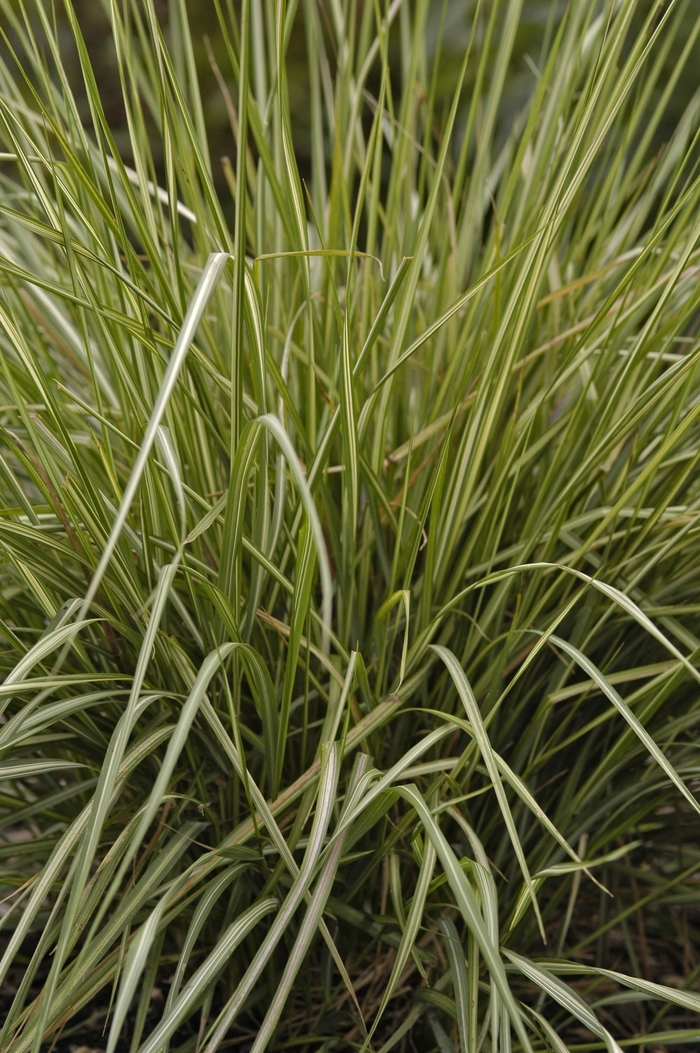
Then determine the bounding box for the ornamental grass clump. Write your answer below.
[0,0,700,1050]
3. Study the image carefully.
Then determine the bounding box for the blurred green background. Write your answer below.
[47,0,700,229]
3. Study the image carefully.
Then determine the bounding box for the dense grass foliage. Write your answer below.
[0,0,700,1050]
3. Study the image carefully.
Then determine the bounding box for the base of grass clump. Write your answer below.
[0,0,699,1051]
